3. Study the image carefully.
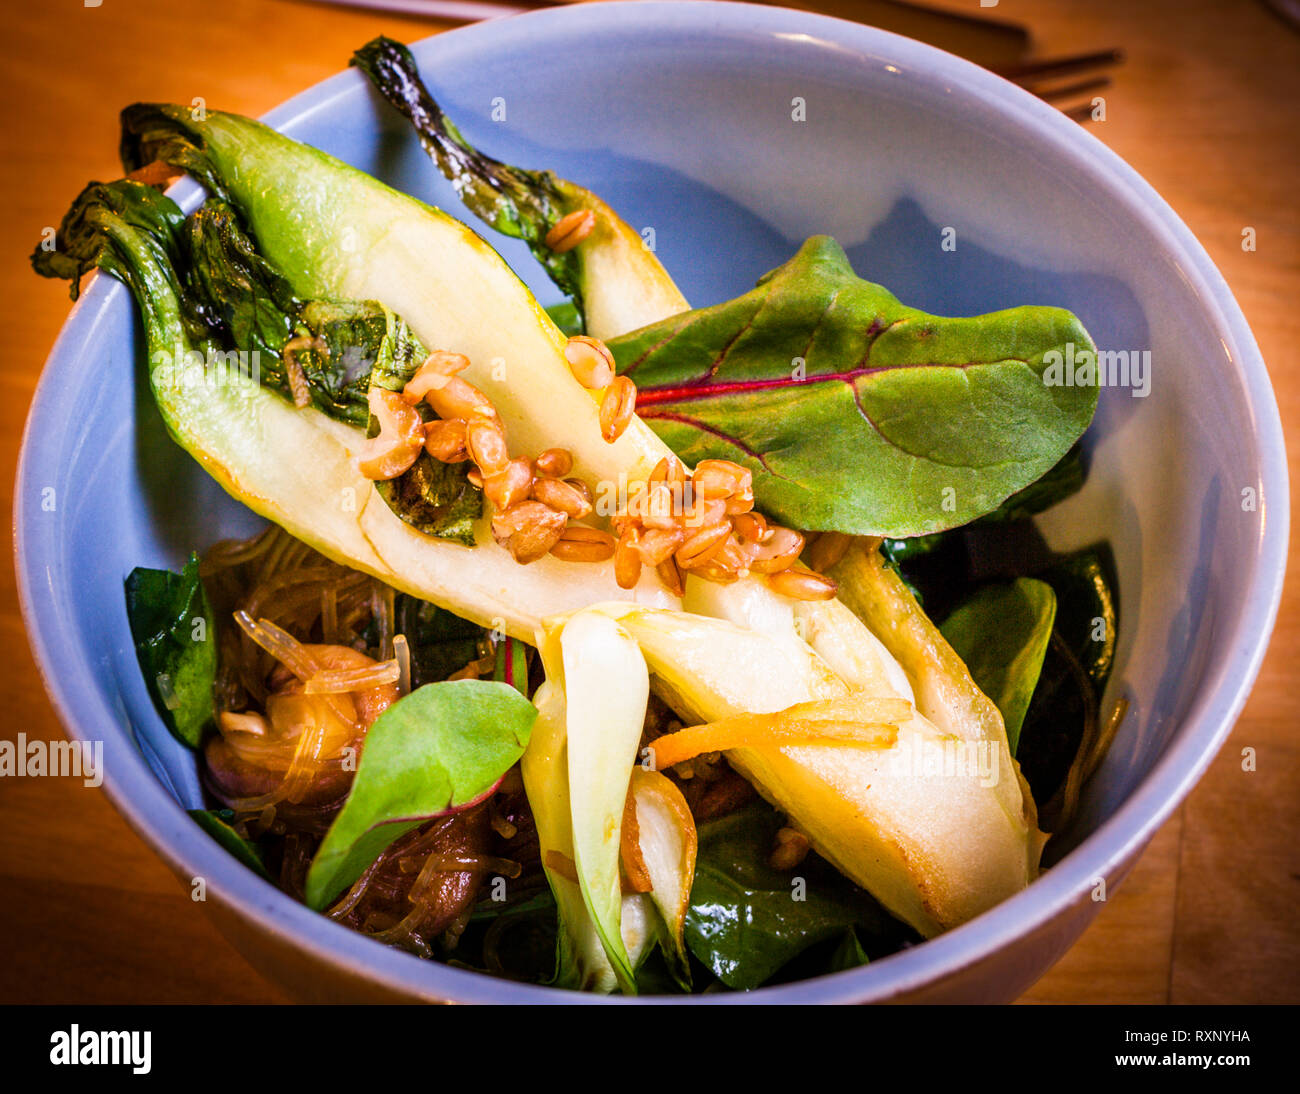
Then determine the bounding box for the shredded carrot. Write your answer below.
[648,697,909,770]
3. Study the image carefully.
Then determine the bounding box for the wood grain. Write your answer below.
[1,0,1295,1004]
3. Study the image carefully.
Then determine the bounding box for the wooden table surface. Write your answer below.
[1,0,1295,1004]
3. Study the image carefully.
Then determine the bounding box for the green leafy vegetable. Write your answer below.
[609,236,1098,537]
[180,198,302,382]
[375,451,481,546]
[305,679,537,910]
[33,178,481,542]
[544,301,584,337]
[187,204,432,423]
[940,578,1057,755]
[684,803,910,990]
[393,594,484,687]
[34,177,188,301]
[879,530,967,612]
[1017,545,1120,806]
[976,443,1086,524]
[826,929,871,974]
[124,554,216,748]
[189,809,273,881]
[351,37,582,310]
[458,892,561,984]
[1040,545,1119,692]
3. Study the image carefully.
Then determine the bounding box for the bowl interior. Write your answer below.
[17,2,1285,1001]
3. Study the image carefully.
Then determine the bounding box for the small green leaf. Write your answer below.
[544,301,584,337]
[1040,545,1119,692]
[684,803,908,990]
[124,554,216,748]
[1017,545,1120,804]
[827,929,870,974]
[940,578,1057,755]
[304,680,537,910]
[189,809,273,881]
[609,236,1098,537]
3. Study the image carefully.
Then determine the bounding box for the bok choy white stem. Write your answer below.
[350,37,689,340]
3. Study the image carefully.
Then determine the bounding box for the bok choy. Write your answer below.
[351,36,689,340]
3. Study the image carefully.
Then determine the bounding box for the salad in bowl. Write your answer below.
[30,36,1125,995]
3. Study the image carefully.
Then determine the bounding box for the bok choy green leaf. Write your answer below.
[350,36,689,340]
[32,179,482,544]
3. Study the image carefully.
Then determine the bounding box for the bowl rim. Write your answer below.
[14,0,1289,1004]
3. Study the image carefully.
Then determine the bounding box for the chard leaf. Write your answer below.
[684,803,909,990]
[189,809,273,881]
[939,577,1057,755]
[124,554,216,748]
[977,443,1087,524]
[305,679,536,910]
[609,236,1099,537]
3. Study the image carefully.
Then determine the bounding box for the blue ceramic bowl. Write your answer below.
[15,2,1288,1002]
